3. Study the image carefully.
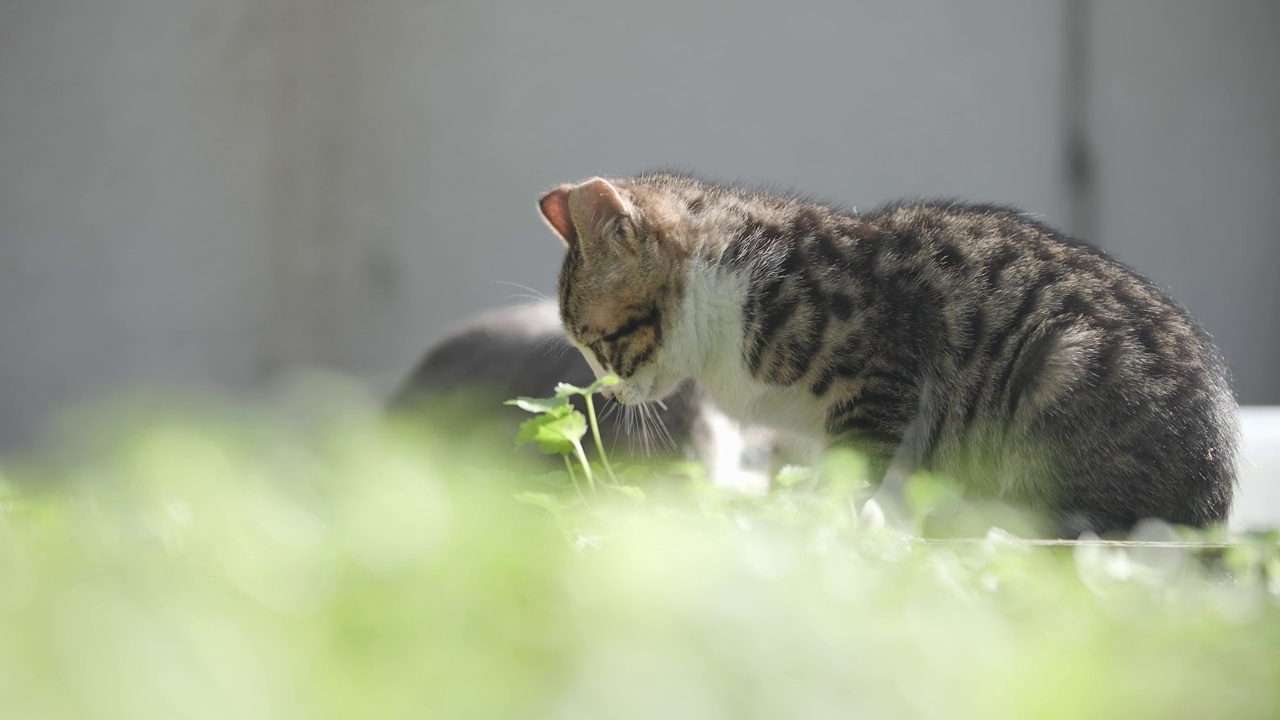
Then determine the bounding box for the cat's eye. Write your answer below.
[585,340,611,367]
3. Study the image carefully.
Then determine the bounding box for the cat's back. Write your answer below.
[865,201,1238,529]
[863,200,1226,379]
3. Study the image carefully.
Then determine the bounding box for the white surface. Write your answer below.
[1234,407,1280,531]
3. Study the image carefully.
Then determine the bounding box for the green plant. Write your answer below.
[506,376,646,509]
[0,393,1276,720]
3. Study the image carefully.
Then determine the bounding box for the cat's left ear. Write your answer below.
[568,178,634,247]
[538,185,578,248]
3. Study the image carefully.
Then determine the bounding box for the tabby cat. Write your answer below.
[537,172,1238,536]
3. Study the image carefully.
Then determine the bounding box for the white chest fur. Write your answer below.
[669,261,829,440]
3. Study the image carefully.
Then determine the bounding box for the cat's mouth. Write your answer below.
[573,343,668,405]
[601,376,654,405]
[604,371,683,406]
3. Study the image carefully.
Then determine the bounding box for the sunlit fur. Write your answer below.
[539,172,1239,536]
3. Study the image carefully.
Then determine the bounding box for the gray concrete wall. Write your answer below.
[1090,0,1280,404]
[1,0,1277,455]
[0,0,281,448]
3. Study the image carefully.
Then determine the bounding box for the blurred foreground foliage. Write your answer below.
[1,389,1278,720]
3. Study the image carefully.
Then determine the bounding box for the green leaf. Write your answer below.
[611,485,646,502]
[531,471,572,489]
[505,395,569,414]
[514,406,588,455]
[774,464,813,488]
[818,449,872,493]
[554,375,621,399]
[904,472,964,517]
[619,465,649,484]
[554,382,590,398]
[512,492,565,516]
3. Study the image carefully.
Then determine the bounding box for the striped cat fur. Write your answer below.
[538,172,1238,536]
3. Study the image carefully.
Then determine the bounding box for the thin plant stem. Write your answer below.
[572,441,597,498]
[584,394,619,486]
[564,456,587,504]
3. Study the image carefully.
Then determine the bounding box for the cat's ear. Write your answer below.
[568,178,633,246]
[538,185,578,248]
[540,177,632,251]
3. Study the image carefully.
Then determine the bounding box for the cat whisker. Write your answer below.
[490,280,550,301]
[498,293,548,304]
[624,404,639,455]
[600,400,621,423]
[634,402,676,455]
[525,334,572,361]
[599,399,623,455]
[635,403,653,457]
[600,399,623,450]
[646,402,676,451]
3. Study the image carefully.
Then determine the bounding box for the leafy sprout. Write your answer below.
[506,375,641,507]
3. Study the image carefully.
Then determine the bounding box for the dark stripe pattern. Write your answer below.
[553,173,1238,536]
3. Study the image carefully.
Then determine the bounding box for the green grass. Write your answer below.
[0,386,1278,720]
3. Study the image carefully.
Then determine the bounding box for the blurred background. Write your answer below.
[1,0,1278,459]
